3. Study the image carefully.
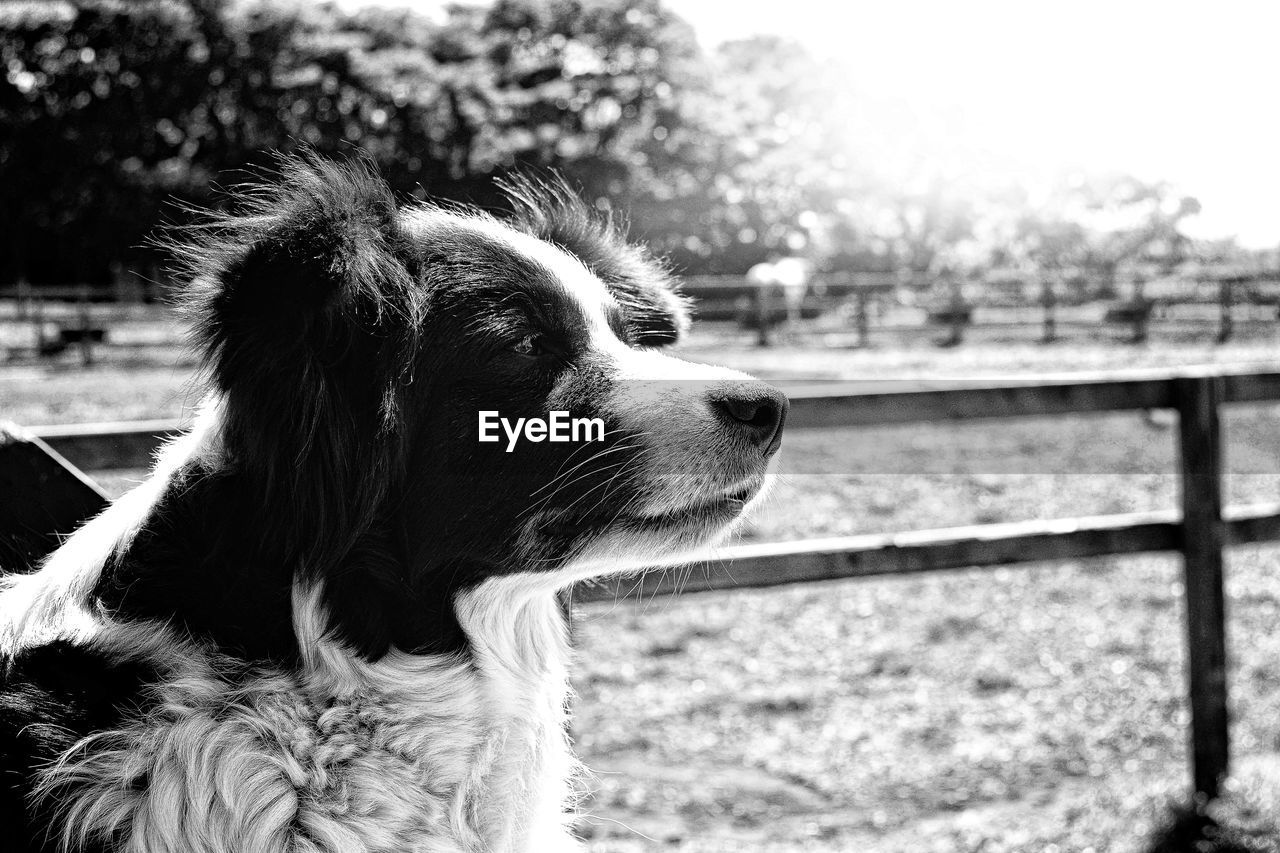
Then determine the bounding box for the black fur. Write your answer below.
[0,643,155,853]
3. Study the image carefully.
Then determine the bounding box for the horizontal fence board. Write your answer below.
[1224,502,1280,545]
[787,367,1280,428]
[1221,372,1280,406]
[575,511,1181,603]
[574,504,1280,604]
[786,379,1173,427]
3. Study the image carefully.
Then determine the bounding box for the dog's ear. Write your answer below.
[174,153,420,378]
[166,153,424,575]
[501,174,691,347]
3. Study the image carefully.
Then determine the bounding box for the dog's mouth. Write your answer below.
[538,481,760,540]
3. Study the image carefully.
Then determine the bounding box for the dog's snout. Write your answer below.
[709,383,788,457]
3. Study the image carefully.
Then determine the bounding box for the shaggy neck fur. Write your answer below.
[3,403,584,853]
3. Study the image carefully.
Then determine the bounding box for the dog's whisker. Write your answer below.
[522,442,645,515]
[517,453,641,525]
[575,814,663,844]
[524,433,651,512]
[528,427,647,498]
[547,454,642,523]
[525,449,642,517]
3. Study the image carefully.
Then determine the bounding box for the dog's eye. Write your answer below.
[511,334,544,357]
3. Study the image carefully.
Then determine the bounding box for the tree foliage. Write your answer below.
[0,0,708,284]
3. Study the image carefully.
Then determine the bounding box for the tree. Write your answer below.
[1009,175,1201,299]
[0,0,720,284]
[633,35,868,274]
[0,1,209,283]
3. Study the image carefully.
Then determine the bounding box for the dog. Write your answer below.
[0,154,786,852]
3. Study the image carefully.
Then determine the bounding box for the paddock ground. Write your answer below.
[3,336,1280,851]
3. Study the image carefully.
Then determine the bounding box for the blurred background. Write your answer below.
[4,1,1280,851]
[3,0,1277,294]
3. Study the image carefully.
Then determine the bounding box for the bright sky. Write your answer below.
[357,0,1280,247]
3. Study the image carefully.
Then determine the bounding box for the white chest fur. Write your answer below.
[38,580,582,853]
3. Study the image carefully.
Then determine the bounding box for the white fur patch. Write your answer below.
[33,581,583,853]
[402,206,614,326]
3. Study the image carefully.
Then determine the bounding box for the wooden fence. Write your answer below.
[23,366,1280,801]
[679,274,1280,346]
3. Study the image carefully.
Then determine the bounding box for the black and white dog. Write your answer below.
[0,155,785,852]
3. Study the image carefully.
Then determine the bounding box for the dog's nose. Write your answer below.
[708,383,788,457]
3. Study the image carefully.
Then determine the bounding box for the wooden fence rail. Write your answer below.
[22,365,1280,801]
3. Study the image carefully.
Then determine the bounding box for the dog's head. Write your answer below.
[174,154,785,656]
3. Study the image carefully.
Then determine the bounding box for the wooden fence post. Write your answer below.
[1041,279,1057,343]
[1130,276,1150,344]
[77,283,94,366]
[1217,279,1234,344]
[854,291,870,347]
[1175,375,1229,800]
[753,283,771,347]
